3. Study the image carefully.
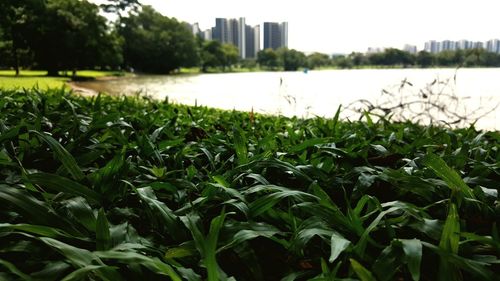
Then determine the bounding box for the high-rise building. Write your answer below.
[245,24,260,58]
[424,40,439,53]
[212,17,251,58]
[202,29,212,41]
[192,23,201,37]
[486,39,500,53]
[263,22,288,50]
[213,18,229,43]
[253,25,260,57]
[228,19,239,46]
[280,22,288,48]
[238,18,246,58]
[403,44,417,54]
[441,40,456,51]
[472,41,483,50]
[457,40,472,50]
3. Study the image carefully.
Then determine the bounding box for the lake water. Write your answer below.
[76,68,500,130]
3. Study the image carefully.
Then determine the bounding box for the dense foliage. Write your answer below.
[0,0,122,76]
[0,88,499,280]
[118,6,198,73]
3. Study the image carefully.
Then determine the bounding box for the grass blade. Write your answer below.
[233,126,248,164]
[206,209,226,281]
[0,259,33,281]
[423,153,475,200]
[329,232,351,263]
[96,209,111,251]
[350,258,376,281]
[401,239,422,281]
[31,130,85,181]
[27,173,101,203]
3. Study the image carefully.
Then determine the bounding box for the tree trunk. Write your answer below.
[47,68,59,77]
[12,46,19,76]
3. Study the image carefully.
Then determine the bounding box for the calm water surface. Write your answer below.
[76,68,500,130]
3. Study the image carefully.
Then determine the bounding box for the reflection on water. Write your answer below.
[76,68,500,130]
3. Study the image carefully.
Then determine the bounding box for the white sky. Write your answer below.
[95,0,500,54]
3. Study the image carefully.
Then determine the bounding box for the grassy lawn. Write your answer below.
[0,69,126,89]
[0,76,69,89]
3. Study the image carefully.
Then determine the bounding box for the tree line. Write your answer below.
[2,0,500,76]
[332,48,500,68]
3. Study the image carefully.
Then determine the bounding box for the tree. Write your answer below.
[436,50,457,66]
[416,51,433,67]
[118,6,198,73]
[332,55,353,68]
[201,40,224,72]
[257,48,279,69]
[100,0,141,17]
[221,43,238,69]
[306,52,331,69]
[369,48,414,66]
[277,48,306,71]
[0,0,44,75]
[31,0,122,76]
[348,52,367,66]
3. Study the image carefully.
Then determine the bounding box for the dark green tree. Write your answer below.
[369,48,414,66]
[348,52,367,66]
[332,55,353,68]
[118,6,198,73]
[31,0,122,76]
[0,0,44,75]
[277,48,306,71]
[221,43,238,69]
[306,52,331,69]
[257,48,279,69]
[416,51,433,67]
[436,50,457,66]
[200,40,224,72]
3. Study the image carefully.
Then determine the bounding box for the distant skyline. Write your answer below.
[93,0,500,54]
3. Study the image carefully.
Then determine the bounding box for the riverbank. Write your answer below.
[0,87,498,280]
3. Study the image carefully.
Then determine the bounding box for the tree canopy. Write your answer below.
[33,0,122,76]
[118,6,198,73]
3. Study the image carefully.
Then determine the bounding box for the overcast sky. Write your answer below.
[97,0,500,54]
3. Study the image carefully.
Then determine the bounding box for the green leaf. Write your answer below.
[27,173,101,203]
[233,126,248,164]
[31,130,85,181]
[289,137,332,153]
[350,258,376,281]
[219,222,281,252]
[0,185,75,233]
[39,237,98,268]
[96,209,111,251]
[0,223,69,238]
[439,203,460,254]
[137,187,185,241]
[94,251,181,281]
[401,239,422,281]
[438,202,461,281]
[329,232,351,263]
[0,259,33,281]
[206,209,226,281]
[423,153,475,200]
[61,265,111,281]
[332,104,341,135]
[0,124,21,144]
[249,188,317,217]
